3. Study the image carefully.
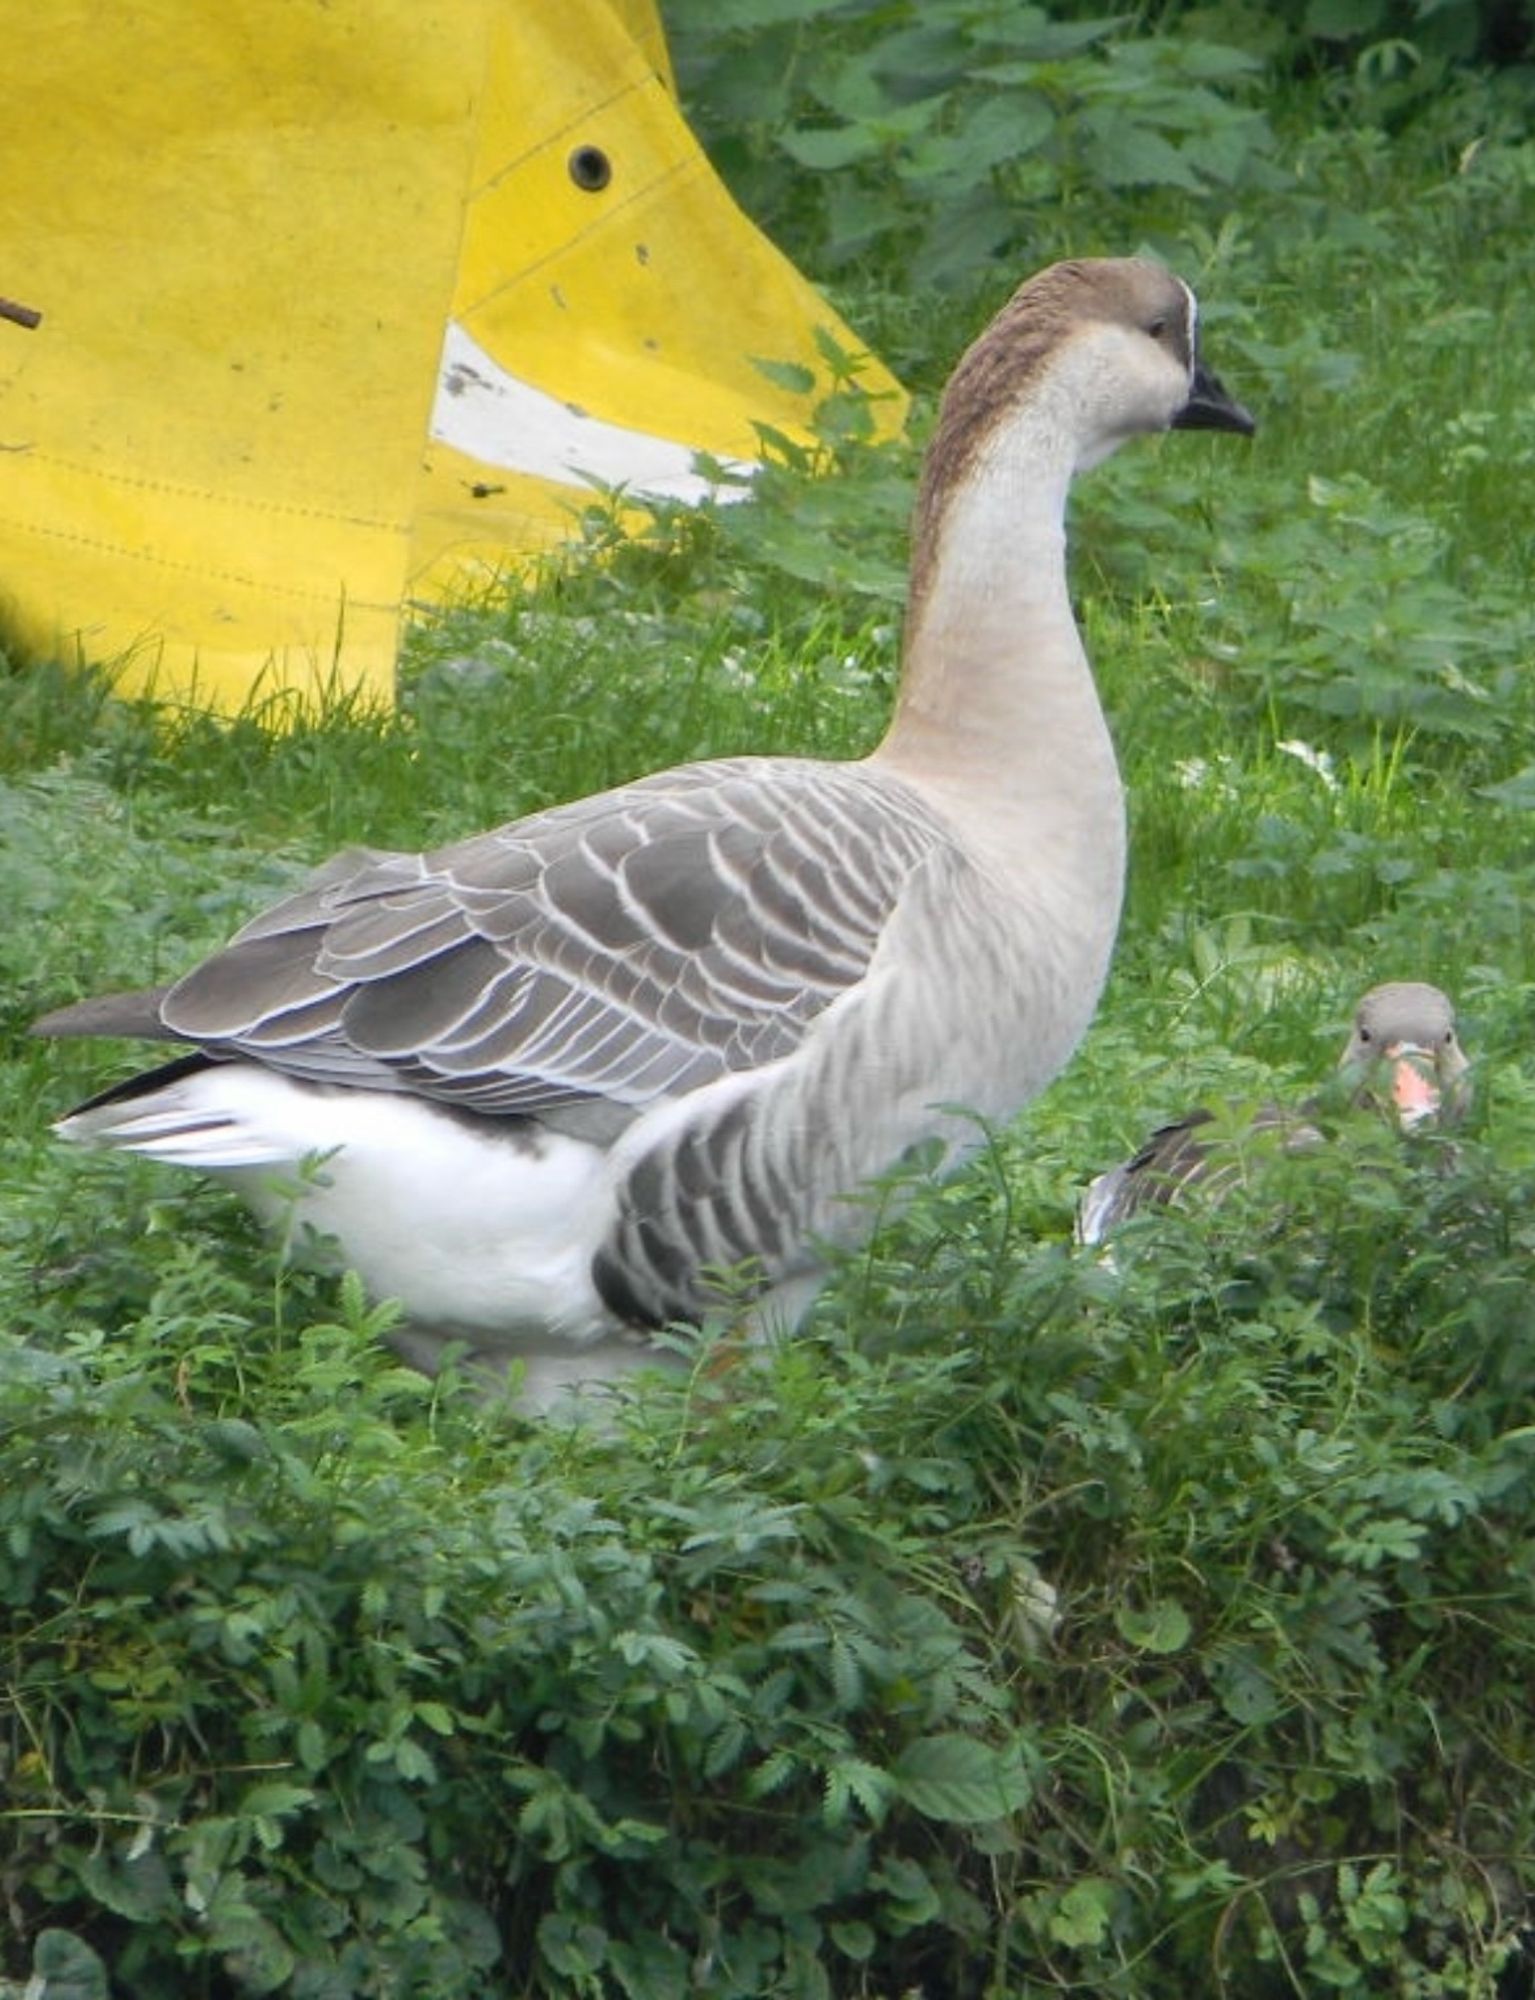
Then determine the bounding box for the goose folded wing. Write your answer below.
[153,759,947,1117]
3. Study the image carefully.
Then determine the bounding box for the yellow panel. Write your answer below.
[0,3,488,712]
[0,0,903,717]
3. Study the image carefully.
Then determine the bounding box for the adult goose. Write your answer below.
[36,257,1254,1409]
[1075,980,1469,1246]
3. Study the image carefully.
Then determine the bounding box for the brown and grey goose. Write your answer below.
[35,257,1254,1408]
[1075,980,1469,1246]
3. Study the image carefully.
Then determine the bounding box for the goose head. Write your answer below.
[920,256,1254,499]
[1337,981,1470,1129]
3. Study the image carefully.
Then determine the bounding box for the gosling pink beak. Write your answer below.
[1388,1045,1440,1127]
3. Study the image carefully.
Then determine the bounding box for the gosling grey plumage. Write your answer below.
[35,256,1254,1408]
[1075,981,1469,1246]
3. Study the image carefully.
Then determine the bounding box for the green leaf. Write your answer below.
[820,178,900,265]
[613,1629,700,1676]
[1305,0,1388,37]
[76,1845,177,1924]
[906,92,1054,181]
[30,1931,109,2000]
[213,1921,295,1996]
[538,1912,609,1979]
[891,1733,1031,1824]
[296,1718,329,1772]
[864,21,970,88]
[828,1631,863,1708]
[746,1747,800,1799]
[606,1932,692,2000]
[978,10,1126,58]
[1083,116,1204,191]
[1328,1514,1428,1569]
[392,1736,439,1783]
[1175,41,1266,79]
[822,1755,895,1826]
[779,123,883,171]
[202,1882,297,1995]
[413,1699,458,1736]
[1114,1599,1192,1653]
[240,1780,315,1819]
[1215,1654,1283,1726]
[751,354,817,395]
[201,1417,268,1464]
[1049,1877,1117,1949]
[871,1854,942,1930]
[831,1918,877,1961]
[912,196,1019,290]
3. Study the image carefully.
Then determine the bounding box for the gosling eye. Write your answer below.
[1357,1026,1372,1044]
[1147,315,1169,340]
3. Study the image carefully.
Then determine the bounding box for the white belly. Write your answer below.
[62,1063,619,1354]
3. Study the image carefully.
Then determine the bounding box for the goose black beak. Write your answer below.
[1174,360,1256,436]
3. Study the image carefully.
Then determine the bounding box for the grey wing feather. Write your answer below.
[124,757,951,1117]
[32,984,177,1042]
[1077,1098,1321,1244]
[1077,1111,1217,1244]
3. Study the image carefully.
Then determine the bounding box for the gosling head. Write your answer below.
[1338,981,1470,1129]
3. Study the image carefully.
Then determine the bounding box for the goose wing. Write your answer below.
[86,758,949,1119]
[1076,1098,1331,1244]
[1076,1111,1218,1243]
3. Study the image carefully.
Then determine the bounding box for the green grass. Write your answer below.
[4,47,1535,2000]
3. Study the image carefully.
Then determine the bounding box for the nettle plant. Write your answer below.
[666,1,1282,287]
[8,1108,1535,1998]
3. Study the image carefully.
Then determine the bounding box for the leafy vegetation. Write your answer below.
[5,6,1535,1996]
[663,0,1529,286]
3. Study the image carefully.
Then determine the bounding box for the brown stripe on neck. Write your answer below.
[902,258,1183,645]
[904,264,1091,641]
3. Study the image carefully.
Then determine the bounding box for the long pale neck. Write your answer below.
[876,405,1088,771]
[869,399,1126,904]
